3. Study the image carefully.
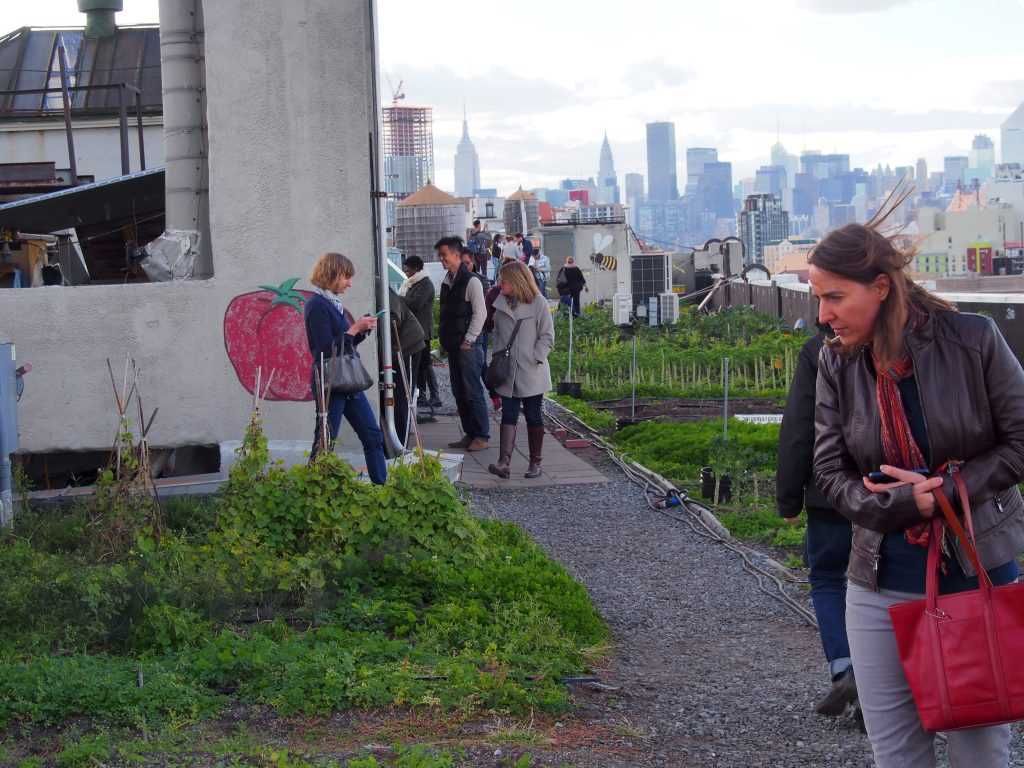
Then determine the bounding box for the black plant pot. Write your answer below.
[557,381,582,399]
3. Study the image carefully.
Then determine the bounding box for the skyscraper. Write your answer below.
[969,134,995,183]
[738,194,789,265]
[625,172,644,228]
[1002,102,1024,166]
[646,122,678,202]
[916,158,928,192]
[755,165,787,199]
[453,112,481,197]
[383,103,434,230]
[701,161,734,219]
[597,132,620,204]
[685,147,718,195]
[943,156,969,192]
[770,141,799,188]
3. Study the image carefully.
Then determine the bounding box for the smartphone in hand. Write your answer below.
[868,468,930,483]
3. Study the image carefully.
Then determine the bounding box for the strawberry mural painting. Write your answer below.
[224,278,315,401]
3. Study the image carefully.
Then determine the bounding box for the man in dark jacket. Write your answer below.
[400,256,441,408]
[556,257,587,317]
[389,289,426,448]
[777,330,857,717]
[437,235,489,451]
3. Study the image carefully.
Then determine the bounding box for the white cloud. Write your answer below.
[795,0,918,12]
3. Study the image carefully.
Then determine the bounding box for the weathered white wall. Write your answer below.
[0,119,164,180]
[1,0,380,454]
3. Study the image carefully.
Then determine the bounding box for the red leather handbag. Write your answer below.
[889,470,1024,732]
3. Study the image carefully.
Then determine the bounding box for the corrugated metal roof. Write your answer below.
[0,25,162,118]
[0,166,163,229]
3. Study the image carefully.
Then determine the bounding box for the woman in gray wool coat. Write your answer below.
[487,260,555,479]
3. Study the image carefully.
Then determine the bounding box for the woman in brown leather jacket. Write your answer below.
[811,220,1024,767]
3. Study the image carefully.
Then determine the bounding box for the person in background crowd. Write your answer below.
[528,247,550,298]
[462,244,493,394]
[813,218,1024,766]
[436,236,489,452]
[486,260,554,480]
[502,232,522,262]
[490,234,505,281]
[461,245,489,287]
[400,255,441,409]
[556,256,586,317]
[303,251,387,484]
[388,288,425,447]
[468,219,490,276]
[778,329,858,721]
[517,232,534,263]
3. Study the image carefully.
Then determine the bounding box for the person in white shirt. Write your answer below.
[528,249,551,297]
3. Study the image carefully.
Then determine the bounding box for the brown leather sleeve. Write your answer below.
[944,318,1024,504]
[813,350,923,533]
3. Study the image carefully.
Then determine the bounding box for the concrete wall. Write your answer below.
[1,0,379,454]
[540,222,626,304]
[0,119,164,180]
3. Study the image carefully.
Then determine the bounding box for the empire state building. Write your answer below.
[454,113,481,197]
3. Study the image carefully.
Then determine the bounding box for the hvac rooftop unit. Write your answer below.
[659,291,680,325]
[631,252,671,316]
[612,292,633,325]
[648,296,659,327]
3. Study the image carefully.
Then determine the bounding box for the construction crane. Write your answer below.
[385,74,405,104]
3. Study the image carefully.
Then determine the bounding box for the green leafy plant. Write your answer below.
[0,412,607,730]
[551,305,807,400]
[548,394,616,431]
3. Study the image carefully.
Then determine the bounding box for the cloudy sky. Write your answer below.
[8,1,1024,195]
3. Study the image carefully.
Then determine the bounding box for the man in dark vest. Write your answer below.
[436,236,489,451]
[777,327,858,721]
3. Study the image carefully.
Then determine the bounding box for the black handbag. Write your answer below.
[485,319,523,391]
[321,337,374,395]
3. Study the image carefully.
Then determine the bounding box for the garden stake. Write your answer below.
[722,357,730,442]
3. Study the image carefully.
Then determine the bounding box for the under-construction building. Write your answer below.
[394,182,465,263]
[383,103,434,233]
[504,187,540,235]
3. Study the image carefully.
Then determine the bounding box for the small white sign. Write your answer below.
[735,414,784,424]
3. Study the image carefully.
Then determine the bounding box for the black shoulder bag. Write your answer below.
[485,319,523,391]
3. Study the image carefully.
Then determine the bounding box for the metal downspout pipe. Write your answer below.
[158,0,211,277]
[367,0,404,457]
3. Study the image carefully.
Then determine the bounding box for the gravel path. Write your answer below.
[470,455,1024,767]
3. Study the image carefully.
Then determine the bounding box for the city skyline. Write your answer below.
[6,0,1024,195]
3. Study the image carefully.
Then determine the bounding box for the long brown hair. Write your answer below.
[499,260,540,304]
[808,184,954,366]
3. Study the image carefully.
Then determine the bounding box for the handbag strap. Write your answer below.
[500,319,524,356]
[927,468,992,610]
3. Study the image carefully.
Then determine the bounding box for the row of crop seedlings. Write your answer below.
[563,345,800,395]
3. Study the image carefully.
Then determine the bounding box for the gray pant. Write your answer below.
[846,583,1011,767]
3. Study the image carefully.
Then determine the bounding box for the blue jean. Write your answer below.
[310,389,387,484]
[805,514,853,678]
[479,332,491,394]
[448,341,490,440]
